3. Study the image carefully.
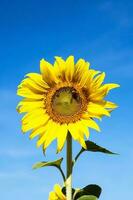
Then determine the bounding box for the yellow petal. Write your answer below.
[49,191,58,200]
[17,98,45,106]
[16,98,46,113]
[17,87,44,99]
[44,124,58,150]
[104,101,118,109]
[22,114,49,132]
[26,73,49,89]
[16,100,44,113]
[81,119,100,132]
[74,59,90,82]
[37,120,57,148]
[82,112,102,121]
[68,123,80,140]
[54,184,66,199]
[93,72,106,88]
[18,78,47,93]
[100,83,120,93]
[17,104,44,113]
[77,134,87,149]
[79,72,90,87]
[88,102,110,117]
[17,99,45,107]
[75,59,90,72]
[88,69,100,81]
[56,124,67,153]
[40,59,59,86]
[54,56,66,71]
[89,88,108,101]
[29,123,48,139]
[77,120,90,138]
[68,122,87,148]
[65,56,74,82]
[91,100,117,111]
[54,56,66,80]
[86,70,101,89]
[22,108,46,124]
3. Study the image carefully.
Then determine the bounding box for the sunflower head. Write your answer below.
[17,56,119,152]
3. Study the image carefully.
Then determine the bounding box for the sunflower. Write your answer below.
[17,56,119,152]
[49,184,66,200]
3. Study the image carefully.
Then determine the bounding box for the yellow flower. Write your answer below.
[17,56,119,152]
[49,184,66,200]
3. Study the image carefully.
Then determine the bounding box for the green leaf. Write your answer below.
[77,195,98,200]
[32,157,63,170]
[81,140,118,155]
[74,184,102,200]
[73,140,118,165]
[32,157,66,182]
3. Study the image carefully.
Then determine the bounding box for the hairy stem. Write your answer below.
[66,132,72,200]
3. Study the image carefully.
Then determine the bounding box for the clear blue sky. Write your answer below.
[0,0,133,199]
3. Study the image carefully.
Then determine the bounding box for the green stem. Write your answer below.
[58,167,66,183]
[73,150,82,167]
[66,132,72,200]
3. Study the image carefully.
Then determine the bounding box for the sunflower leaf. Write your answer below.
[74,140,118,164]
[82,140,118,155]
[77,195,98,200]
[32,157,63,170]
[73,184,101,200]
[73,140,118,165]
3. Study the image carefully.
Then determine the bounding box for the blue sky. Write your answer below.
[0,0,133,199]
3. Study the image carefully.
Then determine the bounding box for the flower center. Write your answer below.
[45,83,87,123]
[52,87,82,116]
